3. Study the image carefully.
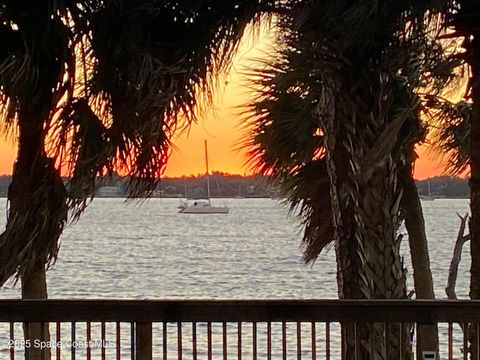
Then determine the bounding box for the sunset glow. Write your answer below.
[0,24,451,180]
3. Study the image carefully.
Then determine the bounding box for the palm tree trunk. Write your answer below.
[317,83,412,359]
[468,26,480,360]
[21,262,51,360]
[318,87,365,359]
[399,156,438,357]
[4,110,67,360]
[353,159,411,360]
[13,117,54,360]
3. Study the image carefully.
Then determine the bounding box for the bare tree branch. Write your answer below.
[446,213,470,300]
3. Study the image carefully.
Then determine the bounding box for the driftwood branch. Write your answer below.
[446,213,471,300]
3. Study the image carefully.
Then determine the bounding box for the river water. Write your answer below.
[0,198,471,299]
[0,198,472,358]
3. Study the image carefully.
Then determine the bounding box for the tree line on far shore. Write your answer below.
[0,174,470,199]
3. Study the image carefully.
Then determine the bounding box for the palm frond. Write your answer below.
[428,97,471,175]
[0,0,277,285]
[48,0,278,204]
[242,20,334,262]
[242,0,458,267]
[280,160,333,264]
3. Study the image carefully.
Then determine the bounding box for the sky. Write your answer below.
[0,24,449,180]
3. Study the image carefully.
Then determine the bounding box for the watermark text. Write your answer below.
[0,338,115,350]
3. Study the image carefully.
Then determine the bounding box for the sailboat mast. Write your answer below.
[205,140,211,201]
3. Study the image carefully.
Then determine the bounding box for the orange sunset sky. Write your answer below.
[0,24,447,180]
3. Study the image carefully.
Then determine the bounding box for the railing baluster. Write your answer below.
[177,322,182,360]
[86,322,91,360]
[24,322,30,360]
[368,323,373,357]
[116,322,121,360]
[311,322,316,360]
[354,322,358,360]
[252,322,257,360]
[207,322,212,360]
[384,323,389,360]
[130,322,135,360]
[399,323,403,360]
[477,323,480,360]
[71,322,76,360]
[56,322,61,360]
[192,322,197,360]
[282,321,287,360]
[163,322,167,360]
[267,322,272,360]
[222,322,227,360]
[237,322,242,360]
[9,322,14,360]
[325,322,330,360]
[136,322,152,360]
[448,322,453,360]
[101,322,106,360]
[40,322,45,360]
[463,323,468,360]
[297,321,301,360]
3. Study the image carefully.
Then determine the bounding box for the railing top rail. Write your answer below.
[1,299,480,323]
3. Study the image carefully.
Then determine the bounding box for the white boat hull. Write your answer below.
[179,205,229,214]
[178,200,229,214]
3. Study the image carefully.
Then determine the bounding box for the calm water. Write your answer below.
[0,198,472,299]
[0,198,472,359]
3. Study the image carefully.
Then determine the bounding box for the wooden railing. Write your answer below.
[1,299,480,359]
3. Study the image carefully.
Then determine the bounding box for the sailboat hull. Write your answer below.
[179,205,229,214]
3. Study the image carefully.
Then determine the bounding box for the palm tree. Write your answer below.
[0,1,275,359]
[244,1,460,357]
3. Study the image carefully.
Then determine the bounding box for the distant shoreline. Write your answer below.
[0,175,471,198]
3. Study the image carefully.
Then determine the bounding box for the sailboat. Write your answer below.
[178,140,230,214]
